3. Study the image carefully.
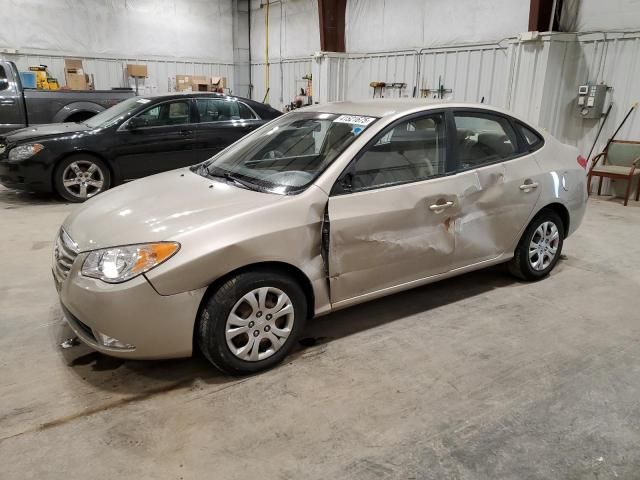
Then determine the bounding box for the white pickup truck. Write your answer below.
[0,60,134,134]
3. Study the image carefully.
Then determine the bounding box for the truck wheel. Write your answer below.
[65,111,96,123]
[54,154,111,202]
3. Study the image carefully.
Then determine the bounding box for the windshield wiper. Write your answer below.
[205,168,257,191]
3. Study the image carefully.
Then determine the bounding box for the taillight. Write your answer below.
[577,155,587,169]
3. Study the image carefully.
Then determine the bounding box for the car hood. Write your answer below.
[63,169,286,251]
[4,122,91,143]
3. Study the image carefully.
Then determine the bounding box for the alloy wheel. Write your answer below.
[62,160,105,199]
[528,221,560,271]
[225,287,294,362]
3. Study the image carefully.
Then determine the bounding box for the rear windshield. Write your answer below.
[197,111,377,194]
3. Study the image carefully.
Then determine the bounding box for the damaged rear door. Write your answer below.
[326,111,460,305]
[449,110,543,268]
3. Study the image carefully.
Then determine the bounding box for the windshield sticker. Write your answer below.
[334,115,376,126]
[352,126,364,135]
[136,98,151,104]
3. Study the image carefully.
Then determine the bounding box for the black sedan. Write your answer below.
[0,93,281,201]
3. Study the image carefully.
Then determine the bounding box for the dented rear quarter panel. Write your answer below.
[529,133,587,238]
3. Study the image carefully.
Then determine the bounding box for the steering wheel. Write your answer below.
[262,150,284,160]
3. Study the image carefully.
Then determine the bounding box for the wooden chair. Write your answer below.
[588,140,640,206]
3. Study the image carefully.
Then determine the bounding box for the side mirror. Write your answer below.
[0,78,9,91]
[127,116,147,130]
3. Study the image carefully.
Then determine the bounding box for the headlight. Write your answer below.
[8,143,45,161]
[81,242,179,283]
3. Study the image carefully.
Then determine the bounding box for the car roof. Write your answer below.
[301,99,516,118]
[135,92,254,103]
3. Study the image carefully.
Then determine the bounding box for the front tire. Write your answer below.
[198,270,307,375]
[508,209,565,281]
[54,154,111,202]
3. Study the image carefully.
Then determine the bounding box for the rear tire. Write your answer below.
[198,270,307,375]
[508,209,565,281]
[54,154,111,202]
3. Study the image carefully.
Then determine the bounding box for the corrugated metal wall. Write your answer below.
[314,43,512,105]
[312,32,640,157]
[2,52,235,95]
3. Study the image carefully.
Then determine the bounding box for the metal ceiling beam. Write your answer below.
[318,0,346,52]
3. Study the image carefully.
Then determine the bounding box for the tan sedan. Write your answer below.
[54,101,588,374]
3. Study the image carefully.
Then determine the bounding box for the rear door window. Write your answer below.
[453,113,519,170]
[196,98,250,122]
[0,66,8,91]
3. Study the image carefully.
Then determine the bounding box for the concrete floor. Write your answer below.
[1,185,639,480]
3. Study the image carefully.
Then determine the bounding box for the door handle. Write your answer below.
[179,129,192,136]
[0,99,15,106]
[429,201,454,212]
[519,182,539,191]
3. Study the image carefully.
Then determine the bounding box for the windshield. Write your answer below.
[198,111,377,194]
[84,97,149,128]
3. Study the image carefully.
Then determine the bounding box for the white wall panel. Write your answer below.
[346,0,529,52]
[0,0,234,61]
[249,0,320,62]
[418,44,510,106]
[574,0,640,32]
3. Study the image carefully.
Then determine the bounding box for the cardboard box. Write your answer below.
[65,73,88,90]
[191,75,209,92]
[175,75,192,92]
[211,76,226,90]
[127,64,147,78]
[64,58,88,90]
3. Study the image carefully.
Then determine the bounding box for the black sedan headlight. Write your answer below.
[8,143,44,161]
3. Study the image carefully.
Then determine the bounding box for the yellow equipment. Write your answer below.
[28,65,59,90]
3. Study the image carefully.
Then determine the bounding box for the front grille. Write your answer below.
[0,144,5,155]
[53,229,79,284]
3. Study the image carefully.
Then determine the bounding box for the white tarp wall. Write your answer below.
[574,0,640,31]
[345,0,530,51]
[0,0,235,93]
[249,0,319,108]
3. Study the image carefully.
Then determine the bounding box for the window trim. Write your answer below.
[118,98,196,131]
[331,108,454,196]
[194,98,259,124]
[515,120,545,153]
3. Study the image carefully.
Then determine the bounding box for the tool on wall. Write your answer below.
[370,81,386,98]
[605,103,638,149]
[420,76,452,99]
[369,81,406,98]
[585,103,613,164]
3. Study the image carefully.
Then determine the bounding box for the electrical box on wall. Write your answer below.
[576,83,607,119]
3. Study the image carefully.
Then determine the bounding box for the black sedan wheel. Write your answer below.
[54,155,111,202]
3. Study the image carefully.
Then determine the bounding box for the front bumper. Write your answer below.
[0,152,55,192]
[56,252,207,360]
